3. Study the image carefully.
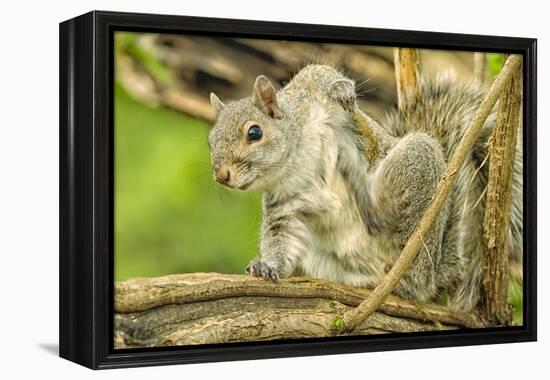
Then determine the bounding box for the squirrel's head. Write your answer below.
[208,75,294,192]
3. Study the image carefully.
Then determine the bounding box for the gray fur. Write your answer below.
[208,64,523,312]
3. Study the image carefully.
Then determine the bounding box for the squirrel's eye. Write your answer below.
[247,125,263,142]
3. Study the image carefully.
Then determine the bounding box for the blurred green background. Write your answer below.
[114,32,522,325]
[115,83,261,281]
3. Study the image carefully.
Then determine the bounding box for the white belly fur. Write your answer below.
[294,104,399,288]
[297,169,398,288]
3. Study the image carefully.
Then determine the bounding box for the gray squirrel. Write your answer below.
[208,64,523,312]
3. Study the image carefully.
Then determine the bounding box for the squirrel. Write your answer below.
[207,64,523,312]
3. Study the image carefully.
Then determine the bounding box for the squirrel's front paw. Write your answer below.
[246,259,281,282]
[328,79,356,112]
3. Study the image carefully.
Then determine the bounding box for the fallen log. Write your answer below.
[114,273,481,348]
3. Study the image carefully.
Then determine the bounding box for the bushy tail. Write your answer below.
[383,75,523,311]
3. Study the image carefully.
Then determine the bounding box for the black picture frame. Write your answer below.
[59,10,537,369]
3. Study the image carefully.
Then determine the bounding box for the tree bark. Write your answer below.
[343,54,523,331]
[114,273,481,348]
[394,48,423,111]
[480,63,522,326]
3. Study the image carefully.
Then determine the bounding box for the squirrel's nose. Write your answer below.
[215,166,231,184]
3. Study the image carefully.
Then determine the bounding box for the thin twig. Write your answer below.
[469,184,488,212]
[420,232,434,267]
[460,151,490,219]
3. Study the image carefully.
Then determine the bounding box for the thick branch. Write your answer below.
[480,64,522,325]
[114,273,480,348]
[394,48,423,111]
[343,54,523,331]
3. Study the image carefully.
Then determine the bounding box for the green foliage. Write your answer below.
[508,280,523,325]
[115,32,172,84]
[330,315,346,332]
[115,83,261,281]
[487,53,506,76]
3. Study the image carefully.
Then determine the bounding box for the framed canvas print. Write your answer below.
[59,11,537,369]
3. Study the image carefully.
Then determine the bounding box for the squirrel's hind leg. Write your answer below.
[365,132,448,302]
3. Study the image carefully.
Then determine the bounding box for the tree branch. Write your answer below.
[394,48,423,111]
[114,273,481,348]
[343,54,523,331]
[480,61,522,325]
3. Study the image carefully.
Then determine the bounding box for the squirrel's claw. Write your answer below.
[246,259,280,282]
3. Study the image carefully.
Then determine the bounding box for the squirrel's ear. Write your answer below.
[210,92,225,118]
[253,75,283,119]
